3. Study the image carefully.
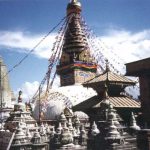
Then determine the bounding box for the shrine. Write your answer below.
[0,0,149,150]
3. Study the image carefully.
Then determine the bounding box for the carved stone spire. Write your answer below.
[106,119,121,140]
[105,59,110,72]
[79,125,87,146]
[74,115,80,129]
[59,112,67,124]
[26,127,32,142]
[68,118,74,133]
[18,90,22,103]
[40,123,46,135]
[130,112,140,131]
[32,128,41,144]
[91,121,100,136]
[61,122,73,146]
[57,122,63,134]
[73,127,79,145]
[100,85,110,110]
[12,122,27,145]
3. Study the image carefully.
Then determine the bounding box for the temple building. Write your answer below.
[126,57,150,127]
[2,0,146,149]
[0,56,16,123]
[73,63,141,124]
[32,0,141,126]
[1,91,49,150]
[0,56,15,108]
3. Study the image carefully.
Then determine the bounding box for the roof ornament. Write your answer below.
[100,84,110,112]
[69,0,81,8]
[104,83,109,99]
[105,59,110,72]
[71,0,78,3]
[130,112,140,131]
[91,121,100,136]
[18,90,23,103]
[106,119,121,139]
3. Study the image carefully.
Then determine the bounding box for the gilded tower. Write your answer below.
[57,0,97,86]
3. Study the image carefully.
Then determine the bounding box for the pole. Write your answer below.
[0,62,2,109]
[39,86,41,124]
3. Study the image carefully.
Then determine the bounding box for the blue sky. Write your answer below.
[0,0,150,99]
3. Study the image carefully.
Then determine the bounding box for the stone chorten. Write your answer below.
[5,91,37,132]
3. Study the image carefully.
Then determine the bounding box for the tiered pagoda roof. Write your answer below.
[73,64,140,113]
[63,14,88,54]
[84,65,135,86]
[73,95,140,112]
[83,64,136,97]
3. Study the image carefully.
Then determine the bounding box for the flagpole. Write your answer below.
[39,86,41,124]
[0,62,2,109]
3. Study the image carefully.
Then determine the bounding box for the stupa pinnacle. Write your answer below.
[57,0,97,86]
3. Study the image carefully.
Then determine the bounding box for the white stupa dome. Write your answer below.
[33,92,67,120]
[33,85,97,121]
[74,111,89,120]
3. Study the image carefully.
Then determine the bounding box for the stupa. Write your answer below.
[5,91,37,132]
[33,0,97,121]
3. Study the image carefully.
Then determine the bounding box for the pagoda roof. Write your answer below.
[83,70,136,86]
[73,95,140,111]
[94,96,140,108]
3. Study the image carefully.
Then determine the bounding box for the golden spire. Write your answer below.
[72,0,78,2]
[67,0,81,14]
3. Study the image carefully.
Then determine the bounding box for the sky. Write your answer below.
[0,0,150,100]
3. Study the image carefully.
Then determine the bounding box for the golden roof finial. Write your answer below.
[67,0,81,14]
[71,0,78,3]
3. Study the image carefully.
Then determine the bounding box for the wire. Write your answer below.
[2,15,67,80]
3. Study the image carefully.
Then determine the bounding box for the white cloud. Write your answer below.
[0,31,56,59]
[100,29,150,63]
[0,29,150,63]
[1,29,150,101]
[14,77,60,102]
[85,29,150,75]
[15,81,40,102]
